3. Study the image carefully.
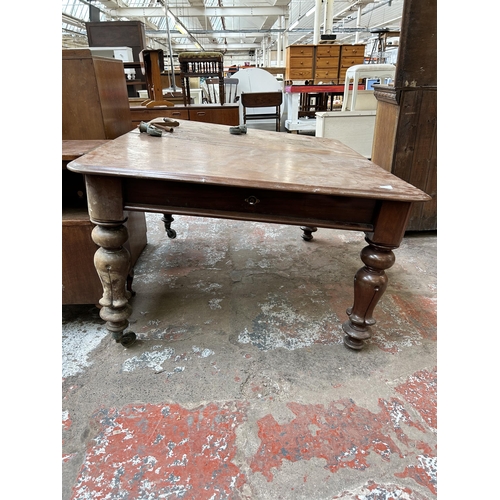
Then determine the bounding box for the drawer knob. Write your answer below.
[245,196,260,205]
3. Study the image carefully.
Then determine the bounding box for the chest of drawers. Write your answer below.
[286,45,315,80]
[285,44,366,84]
[339,44,365,82]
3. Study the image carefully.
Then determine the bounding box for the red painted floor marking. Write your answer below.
[391,368,437,495]
[250,398,426,481]
[71,402,248,499]
[391,295,437,341]
[365,294,437,353]
[378,398,427,444]
[395,455,437,496]
[250,396,436,494]
[395,367,437,431]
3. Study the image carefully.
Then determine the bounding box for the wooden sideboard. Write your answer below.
[130,104,240,127]
[285,44,365,83]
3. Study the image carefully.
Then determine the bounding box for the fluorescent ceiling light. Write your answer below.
[306,7,315,17]
[289,20,299,30]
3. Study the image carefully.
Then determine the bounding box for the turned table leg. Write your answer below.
[91,222,137,347]
[342,237,396,350]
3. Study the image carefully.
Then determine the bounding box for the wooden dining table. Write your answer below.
[67,119,430,350]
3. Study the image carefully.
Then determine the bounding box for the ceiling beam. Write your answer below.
[147,27,367,39]
[148,29,286,36]
[107,7,289,18]
[171,43,261,50]
[186,0,218,43]
[62,13,86,29]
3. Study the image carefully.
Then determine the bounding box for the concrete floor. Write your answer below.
[62,210,437,500]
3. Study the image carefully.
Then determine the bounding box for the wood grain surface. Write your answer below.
[68,120,430,203]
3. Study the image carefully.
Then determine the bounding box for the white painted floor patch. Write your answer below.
[209,298,223,309]
[238,297,343,351]
[122,347,175,372]
[62,324,108,378]
[418,454,437,484]
[192,346,215,358]
[121,345,215,373]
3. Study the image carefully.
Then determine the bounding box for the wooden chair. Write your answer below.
[240,91,283,132]
[139,49,174,107]
[299,92,328,117]
[204,78,239,103]
[178,52,224,105]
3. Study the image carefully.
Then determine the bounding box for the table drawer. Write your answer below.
[123,179,377,231]
[287,68,314,80]
[288,57,314,70]
[316,45,341,57]
[288,46,315,58]
[315,56,339,69]
[341,45,365,57]
[314,69,339,80]
[340,57,365,68]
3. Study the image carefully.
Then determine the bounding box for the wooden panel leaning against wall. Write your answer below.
[62,49,135,140]
[371,0,437,232]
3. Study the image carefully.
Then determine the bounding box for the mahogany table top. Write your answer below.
[68,119,429,203]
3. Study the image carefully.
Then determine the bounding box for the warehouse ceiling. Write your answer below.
[62,0,404,65]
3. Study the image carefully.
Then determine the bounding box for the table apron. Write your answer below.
[122,178,378,232]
